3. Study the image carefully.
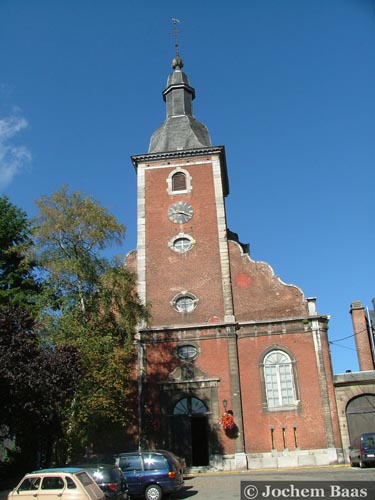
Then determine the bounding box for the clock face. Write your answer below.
[168,201,194,224]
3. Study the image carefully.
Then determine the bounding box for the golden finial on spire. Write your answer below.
[171,18,183,69]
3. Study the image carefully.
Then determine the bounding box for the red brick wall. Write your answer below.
[350,302,374,371]
[238,331,331,451]
[229,241,308,321]
[134,150,342,459]
[143,322,341,455]
[144,156,226,325]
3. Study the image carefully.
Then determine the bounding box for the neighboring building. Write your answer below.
[334,299,375,461]
[128,52,343,470]
[350,300,375,371]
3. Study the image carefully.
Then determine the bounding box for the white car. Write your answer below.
[8,468,105,500]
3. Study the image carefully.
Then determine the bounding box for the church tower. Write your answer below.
[130,46,342,469]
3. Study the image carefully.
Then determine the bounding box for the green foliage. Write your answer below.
[33,185,126,316]
[0,196,39,309]
[0,305,83,470]
[32,186,148,453]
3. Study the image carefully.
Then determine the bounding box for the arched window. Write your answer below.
[263,350,297,408]
[166,168,192,194]
[173,396,208,415]
[172,171,186,191]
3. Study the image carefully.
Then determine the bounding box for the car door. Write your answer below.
[118,455,143,496]
[38,476,66,500]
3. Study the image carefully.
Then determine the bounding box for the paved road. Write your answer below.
[170,465,375,500]
[2,465,374,500]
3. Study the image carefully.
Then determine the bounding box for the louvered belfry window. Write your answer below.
[172,171,186,191]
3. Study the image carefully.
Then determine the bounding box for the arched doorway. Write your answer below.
[171,396,209,467]
[346,394,375,443]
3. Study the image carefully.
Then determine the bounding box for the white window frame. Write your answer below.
[166,167,192,195]
[168,233,195,253]
[171,291,198,313]
[263,350,297,409]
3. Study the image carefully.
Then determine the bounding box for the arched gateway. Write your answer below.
[346,394,375,443]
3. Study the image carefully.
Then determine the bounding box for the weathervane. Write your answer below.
[171,18,183,69]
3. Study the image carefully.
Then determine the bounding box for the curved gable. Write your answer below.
[229,240,308,321]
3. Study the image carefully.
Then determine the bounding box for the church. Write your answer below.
[126,48,344,470]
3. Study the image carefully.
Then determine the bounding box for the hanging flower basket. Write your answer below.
[221,412,235,431]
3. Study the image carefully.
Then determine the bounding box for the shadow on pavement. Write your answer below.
[171,485,198,498]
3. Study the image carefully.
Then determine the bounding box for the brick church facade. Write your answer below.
[127,52,344,469]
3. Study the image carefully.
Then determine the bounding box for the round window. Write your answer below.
[169,234,195,253]
[175,296,195,312]
[177,344,198,360]
[173,237,192,252]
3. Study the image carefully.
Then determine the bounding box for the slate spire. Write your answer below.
[148,31,211,153]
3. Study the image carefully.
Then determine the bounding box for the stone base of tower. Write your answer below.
[208,448,344,471]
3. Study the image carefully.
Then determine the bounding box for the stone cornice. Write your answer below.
[131,145,225,165]
[131,146,229,196]
[334,370,375,386]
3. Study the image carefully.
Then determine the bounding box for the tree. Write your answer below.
[0,306,83,471]
[0,195,84,470]
[33,185,125,316]
[0,196,39,309]
[32,186,148,455]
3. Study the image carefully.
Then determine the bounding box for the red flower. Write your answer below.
[221,412,235,430]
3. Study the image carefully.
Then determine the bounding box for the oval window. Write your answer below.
[175,296,196,313]
[177,344,198,360]
[173,237,192,252]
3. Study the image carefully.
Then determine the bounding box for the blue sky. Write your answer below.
[1,0,374,374]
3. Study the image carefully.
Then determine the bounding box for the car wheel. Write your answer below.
[145,484,162,500]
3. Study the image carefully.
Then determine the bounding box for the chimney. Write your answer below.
[350,301,374,371]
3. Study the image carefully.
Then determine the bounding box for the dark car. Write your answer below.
[74,464,128,500]
[116,450,184,500]
[349,432,375,468]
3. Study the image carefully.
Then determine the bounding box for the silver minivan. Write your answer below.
[349,432,375,468]
[8,468,105,500]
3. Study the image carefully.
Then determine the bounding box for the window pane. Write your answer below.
[119,455,143,471]
[174,398,189,415]
[173,238,192,252]
[66,477,77,489]
[41,477,64,490]
[191,397,208,414]
[175,296,195,312]
[173,396,207,415]
[143,454,168,470]
[172,172,186,191]
[178,345,197,359]
[264,350,296,407]
[76,472,95,487]
[18,478,40,491]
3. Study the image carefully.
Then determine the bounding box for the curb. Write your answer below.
[183,463,351,477]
